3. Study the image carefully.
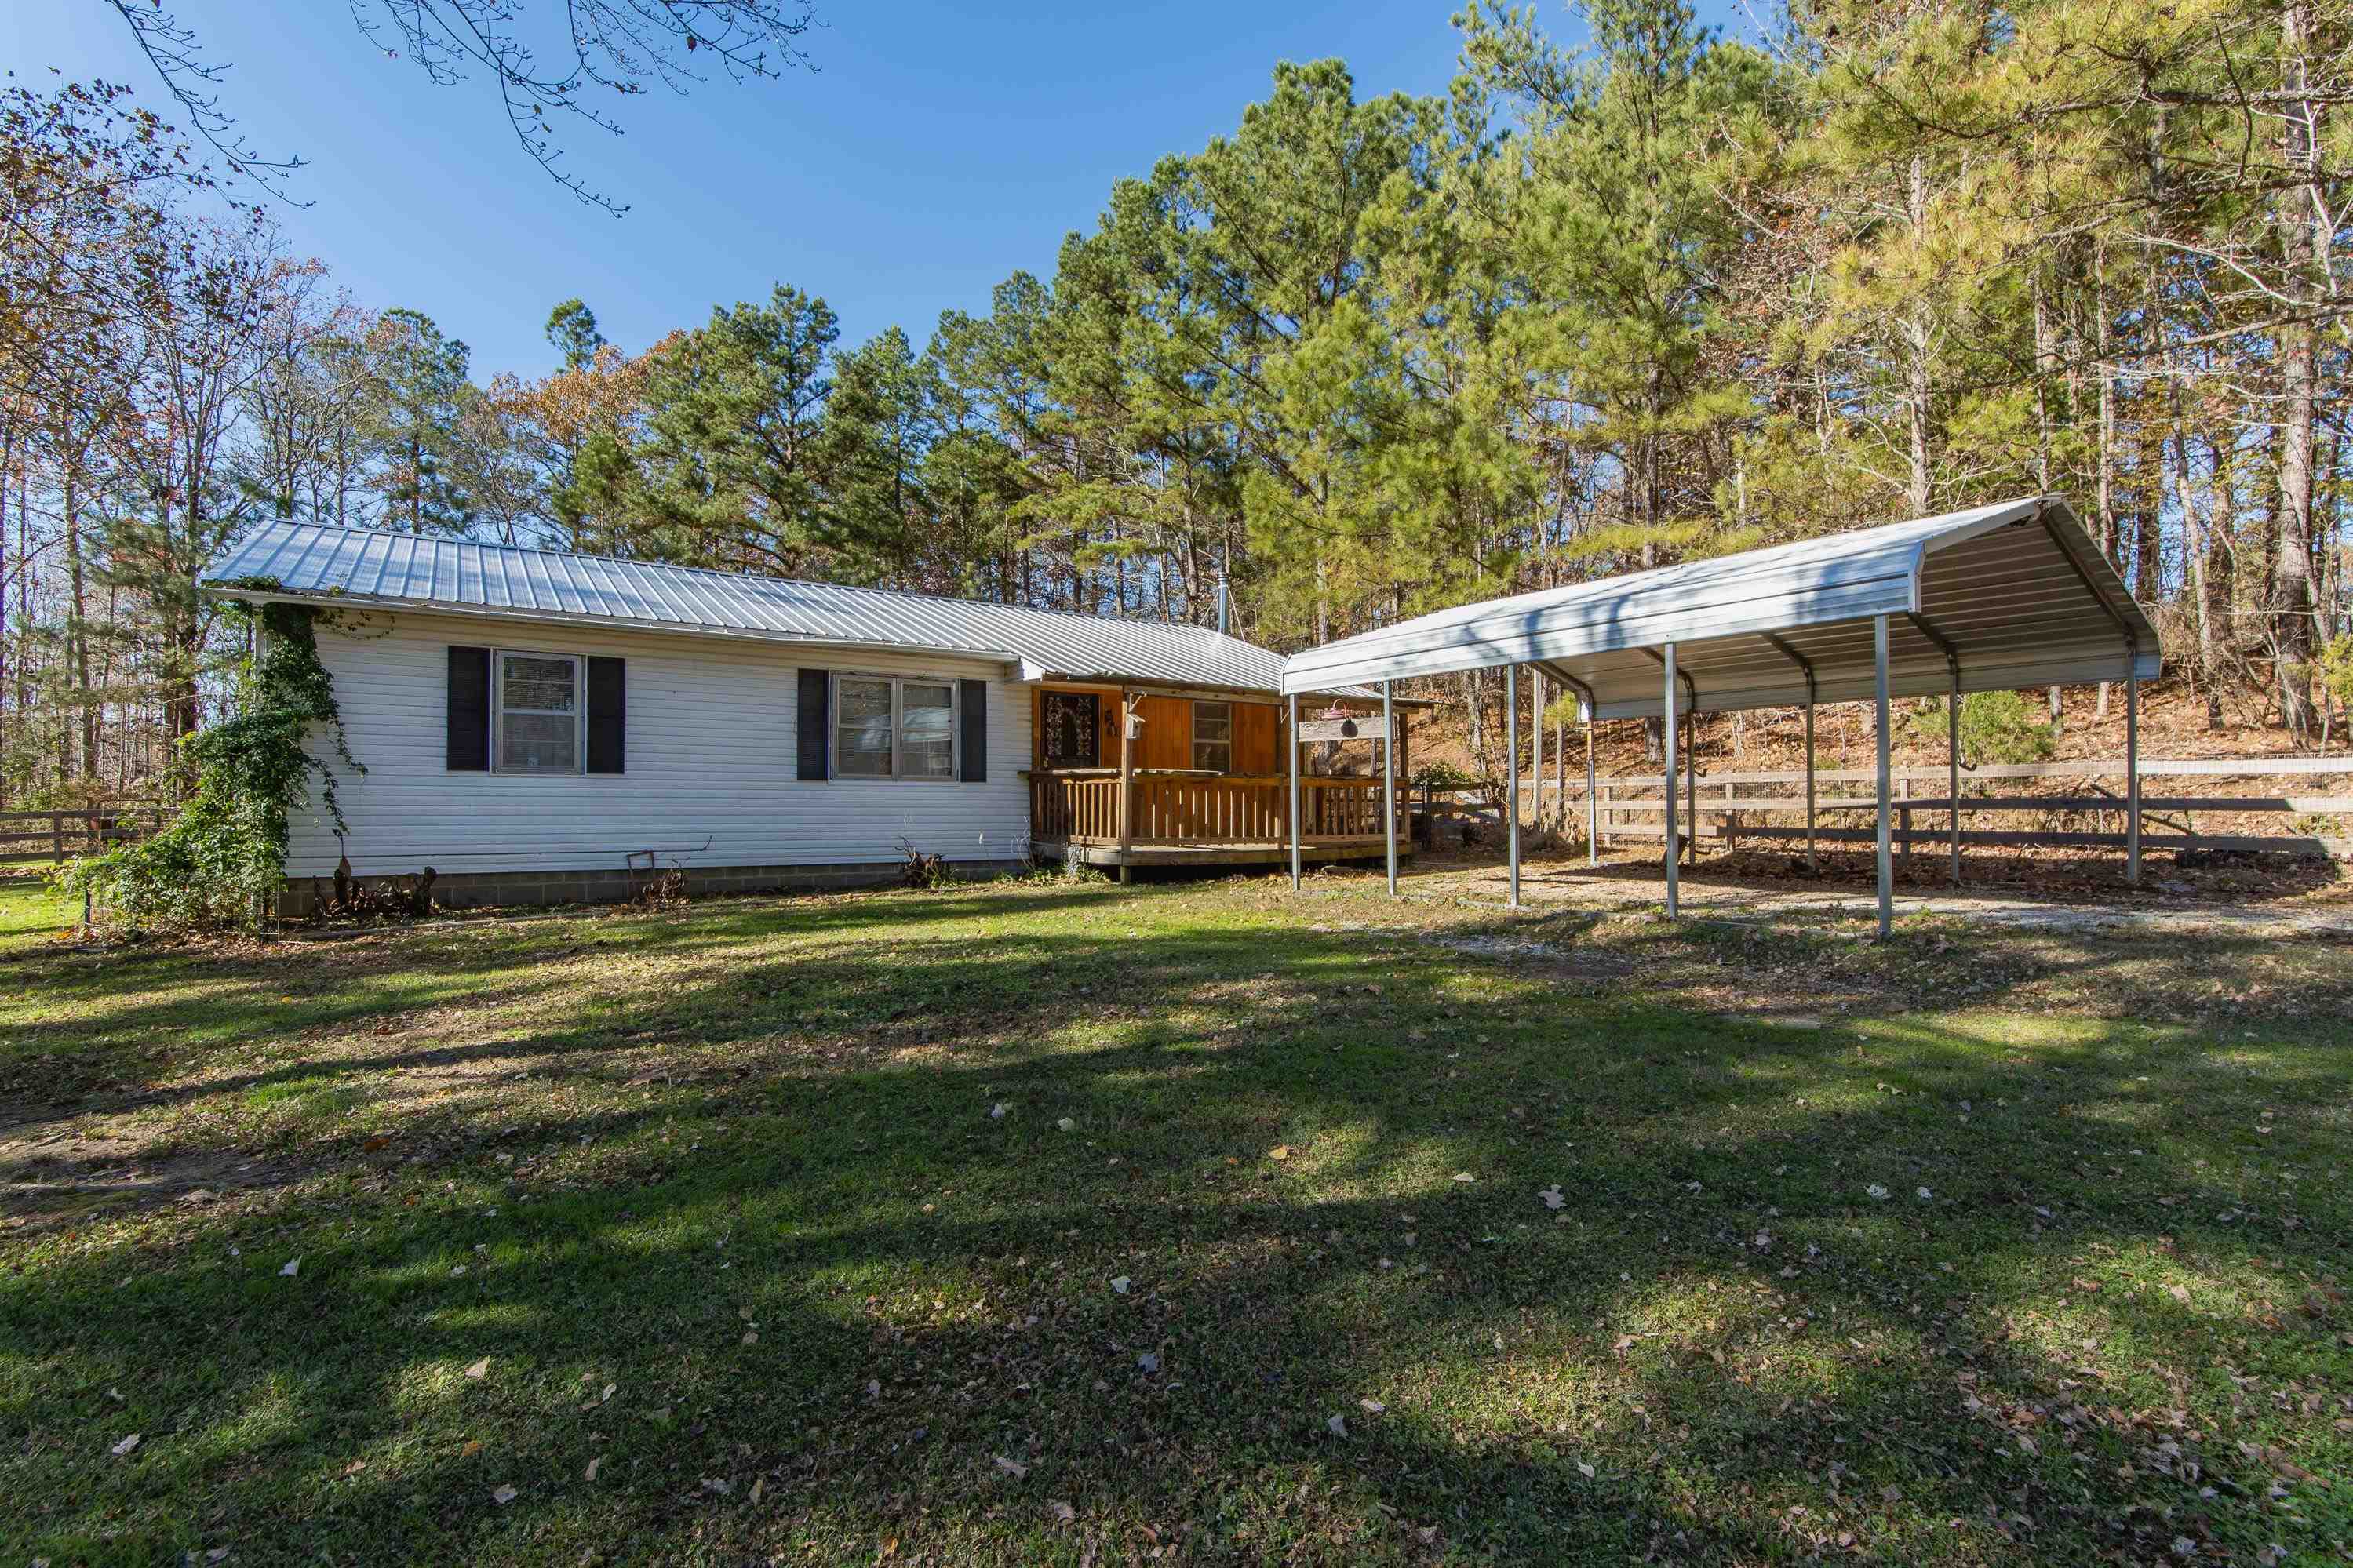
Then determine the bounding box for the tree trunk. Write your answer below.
[2031,269,2054,490]
[2272,0,2319,734]
[2093,243,2115,719]
[0,420,12,809]
[2037,271,2061,733]
[2171,408,2219,726]
[1903,154,1933,515]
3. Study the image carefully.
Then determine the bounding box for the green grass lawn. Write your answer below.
[0,876,77,951]
[2,873,2348,1565]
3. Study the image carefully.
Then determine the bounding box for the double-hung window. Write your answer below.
[1193,700,1232,773]
[836,675,956,780]
[495,650,581,773]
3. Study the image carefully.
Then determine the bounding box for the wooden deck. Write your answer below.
[1029,769,1410,872]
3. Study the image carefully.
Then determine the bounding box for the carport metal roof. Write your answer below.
[1280,497,2158,718]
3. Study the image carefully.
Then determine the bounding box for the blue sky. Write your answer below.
[9,2,1742,380]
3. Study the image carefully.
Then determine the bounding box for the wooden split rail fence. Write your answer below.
[0,804,169,867]
[1502,757,2353,861]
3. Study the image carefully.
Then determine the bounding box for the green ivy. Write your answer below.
[62,597,362,930]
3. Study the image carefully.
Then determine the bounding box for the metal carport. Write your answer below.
[1277,496,2162,936]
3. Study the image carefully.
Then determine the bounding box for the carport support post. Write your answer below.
[1584,716,1597,869]
[1685,704,1696,867]
[1506,664,1522,908]
[1531,670,1544,829]
[1663,644,1680,919]
[1382,679,1398,898]
[1874,613,1893,939]
[2126,667,2141,885]
[1287,693,1302,891]
[1948,660,1962,885]
[1804,700,1817,869]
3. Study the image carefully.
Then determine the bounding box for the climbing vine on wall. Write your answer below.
[63,594,362,930]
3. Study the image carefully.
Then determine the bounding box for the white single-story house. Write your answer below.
[202,521,1412,913]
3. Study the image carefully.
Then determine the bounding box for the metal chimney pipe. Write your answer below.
[1215,578,1230,635]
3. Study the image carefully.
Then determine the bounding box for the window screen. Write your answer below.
[901,682,956,779]
[1193,700,1232,773]
[836,677,894,777]
[497,652,581,773]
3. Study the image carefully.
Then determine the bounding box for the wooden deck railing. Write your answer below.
[1132,773,1291,842]
[1029,771,1403,848]
[1030,773,1125,842]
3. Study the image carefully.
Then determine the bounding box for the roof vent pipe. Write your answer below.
[1215,577,1231,635]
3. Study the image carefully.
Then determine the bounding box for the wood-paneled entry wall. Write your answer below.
[1032,685,1284,777]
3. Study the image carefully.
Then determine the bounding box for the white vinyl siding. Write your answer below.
[290,611,1030,879]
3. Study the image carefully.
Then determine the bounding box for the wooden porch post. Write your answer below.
[1382,681,1397,897]
[1117,690,1137,878]
[1286,693,1302,890]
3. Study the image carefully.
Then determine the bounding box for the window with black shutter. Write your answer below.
[447,646,490,771]
[796,668,830,780]
[585,657,625,774]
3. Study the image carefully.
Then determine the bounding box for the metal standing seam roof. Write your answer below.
[203,520,1382,698]
[1280,496,2161,720]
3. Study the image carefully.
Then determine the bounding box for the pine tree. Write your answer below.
[363,308,477,534]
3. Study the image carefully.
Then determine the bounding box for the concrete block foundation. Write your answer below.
[278,858,1029,919]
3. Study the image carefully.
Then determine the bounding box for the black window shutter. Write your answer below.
[447,646,490,771]
[585,657,625,774]
[960,679,988,783]
[796,668,830,781]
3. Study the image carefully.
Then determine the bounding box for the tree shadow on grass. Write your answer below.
[3,899,2348,1562]
[0,882,1164,1141]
